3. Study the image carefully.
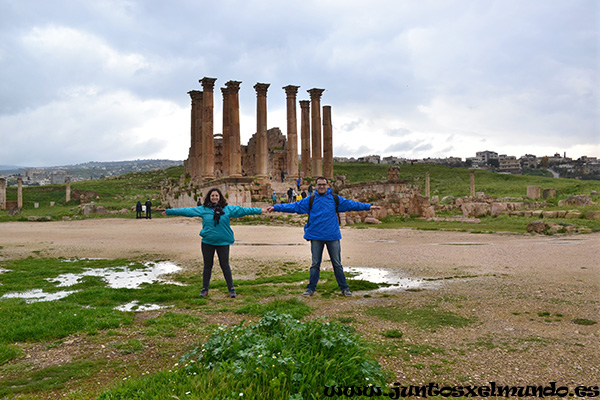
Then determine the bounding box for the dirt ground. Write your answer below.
[1,218,599,392]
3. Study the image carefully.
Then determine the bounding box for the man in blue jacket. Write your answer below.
[267,176,380,296]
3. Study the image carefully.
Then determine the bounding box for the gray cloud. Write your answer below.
[0,0,597,167]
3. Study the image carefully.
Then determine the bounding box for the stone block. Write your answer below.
[585,211,600,220]
[526,220,546,234]
[364,216,381,224]
[527,186,541,199]
[542,211,558,218]
[461,202,490,217]
[531,210,543,218]
[565,211,582,219]
[556,210,567,218]
[542,189,556,198]
[491,202,508,216]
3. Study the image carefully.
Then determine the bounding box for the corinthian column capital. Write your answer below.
[254,82,270,96]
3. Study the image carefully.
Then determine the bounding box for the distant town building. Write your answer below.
[519,154,537,169]
[356,155,381,164]
[498,155,522,173]
[475,150,499,162]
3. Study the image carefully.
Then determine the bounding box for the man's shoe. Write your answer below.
[303,289,315,296]
[200,289,208,297]
[229,290,237,298]
[342,289,352,297]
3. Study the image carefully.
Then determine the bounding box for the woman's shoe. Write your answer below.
[229,290,237,298]
[200,289,208,297]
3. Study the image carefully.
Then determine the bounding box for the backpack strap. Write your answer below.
[307,194,340,225]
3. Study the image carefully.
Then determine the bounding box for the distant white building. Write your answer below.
[475,150,499,162]
[357,155,381,164]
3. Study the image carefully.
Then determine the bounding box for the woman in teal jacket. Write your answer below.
[163,188,262,298]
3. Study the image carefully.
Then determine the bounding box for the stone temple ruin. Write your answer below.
[161,78,338,208]
[158,76,434,219]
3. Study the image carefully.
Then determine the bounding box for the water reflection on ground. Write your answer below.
[50,261,182,289]
[346,266,437,292]
[1,261,182,306]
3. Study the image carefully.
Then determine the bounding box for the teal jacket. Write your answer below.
[166,205,261,246]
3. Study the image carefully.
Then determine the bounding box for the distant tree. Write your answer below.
[487,159,499,168]
[540,156,549,169]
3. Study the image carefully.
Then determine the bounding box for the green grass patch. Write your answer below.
[235,298,313,319]
[98,312,386,399]
[572,318,597,326]
[366,305,474,331]
[142,312,205,337]
[111,339,146,355]
[0,359,107,396]
[0,343,23,365]
[381,329,403,339]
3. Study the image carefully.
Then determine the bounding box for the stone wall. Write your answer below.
[333,176,434,220]
[242,128,287,177]
[161,177,254,209]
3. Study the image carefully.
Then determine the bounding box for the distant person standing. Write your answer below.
[135,201,143,219]
[162,188,263,298]
[145,199,152,219]
[307,184,313,195]
[296,177,301,191]
[280,170,285,183]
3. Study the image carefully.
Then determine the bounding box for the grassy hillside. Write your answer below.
[1,163,599,231]
[0,167,182,222]
[334,162,599,199]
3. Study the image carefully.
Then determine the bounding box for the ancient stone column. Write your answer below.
[200,77,217,180]
[188,90,203,179]
[308,88,325,177]
[299,100,311,178]
[221,87,231,177]
[0,177,6,210]
[17,178,23,209]
[425,172,430,198]
[470,170,475,197]
[254,83,270,178]
[226,80,243,177]
[66,178,71,203]
[322,105,333,180]
[283,85,300,179]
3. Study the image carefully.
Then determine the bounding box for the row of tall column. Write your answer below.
[185,77,334,181]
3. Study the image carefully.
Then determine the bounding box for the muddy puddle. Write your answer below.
[346,266,438,292]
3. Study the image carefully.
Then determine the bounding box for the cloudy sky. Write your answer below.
[0,0,598,168]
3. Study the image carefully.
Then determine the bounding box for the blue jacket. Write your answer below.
[273,188,371,241]
[166,205,261,246]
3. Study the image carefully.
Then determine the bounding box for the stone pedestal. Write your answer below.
[226,81,243,177]
[527,186,541,199]
[283,85,300,179]
[0,177,6,210]
[299,100,311,178]
[17,178,23,209]
[66,178,71,203]
[322,105,333,180]
[425,172,430,198]
[470,170,475,197]
[308,88,325,177]
[200,77,217,180]
[254,83,270,178]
